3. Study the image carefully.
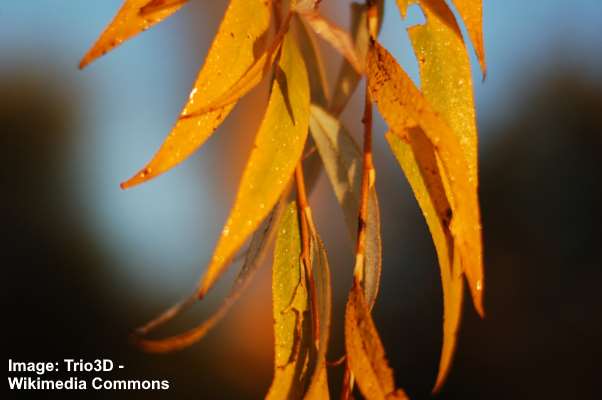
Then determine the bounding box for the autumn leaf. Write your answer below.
[267,201,332,399]
[299,11,363,74]
[393,0,482,390]
[79,0,188,69]
[131,199,287,353]
[267,201,314,399]
[345,279,408,400]
[386,129,464,393]
[367,41,484,316]
[309,105,382,309]
[450,0,486,77]
[198,30,310,298]
[121,0,273,188]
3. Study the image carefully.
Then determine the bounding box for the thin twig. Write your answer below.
[295,163,320,349]
[353,87,374,282]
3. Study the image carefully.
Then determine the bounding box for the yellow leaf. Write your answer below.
[398,0,479,185]
[182,15,291,118]
[120,0,272,188]
[450,0,486,77]
[367,42,483,315]
[267,202,313,400]
[386,129,464,393]
[266,201,331,399]
[345,279,408,400]
[395,0,481,389]
[306,212,332,399]
[198,31,310,297]
[79,0,188,69]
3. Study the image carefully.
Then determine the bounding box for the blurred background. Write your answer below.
[2,0,601,398]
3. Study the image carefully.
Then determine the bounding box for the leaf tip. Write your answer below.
[120,167,155,190]
[469,279,485,318]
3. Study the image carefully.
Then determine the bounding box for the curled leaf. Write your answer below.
[367,42,484,315]
[79,0,188,69]
[345,279,408,400]
[450,0,486,77]
[306,209,332,399]
[295,14,330,107]
[386,129,464,393]
[121,0,272,188]
[300,11,363,74]
[267,201,331,399]
[181,14,292,118]
[132,199,287,353]
[309,105,382,309]
[198,30,310,297]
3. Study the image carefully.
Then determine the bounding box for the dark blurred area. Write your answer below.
[3,2,602,399]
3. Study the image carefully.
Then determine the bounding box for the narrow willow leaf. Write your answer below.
[367,42,484,315]
[198,31,310,298]
[396,0,480,389]
[345,280,408,400]
[330,2,370,114]
[79,0,188,69]
[386,129,464,393]
[296,15,330,107]
[121,0,272,188]
[329,0,383,114]
[266,201,314,400]
[305,213,332,399]
[450,0,486,77]
[132,199,287,353]
[300,11,363,74]
[309,105,382,309]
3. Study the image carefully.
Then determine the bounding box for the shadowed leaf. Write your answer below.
[300,11,363,74]
[267,201,331,399]
[345,279,408,400]
[386,129,464,392]
[309,105,382,309]
[131,199,286,353]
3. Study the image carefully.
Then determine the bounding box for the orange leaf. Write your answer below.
[386,129,464,393]
[198,30,310,297]
[450,0,486,77]
[120,0,272,188]
[367,42,484,315]
[345,279,408,400]
[79,0,188,69]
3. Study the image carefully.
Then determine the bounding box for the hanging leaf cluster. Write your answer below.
[81,0,486,397]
